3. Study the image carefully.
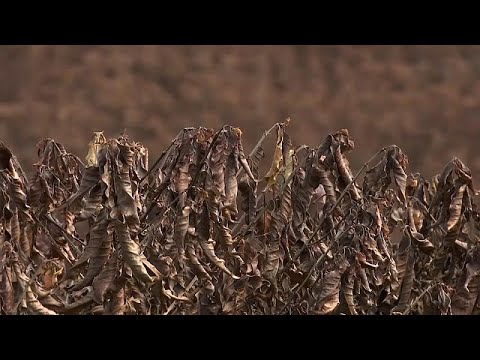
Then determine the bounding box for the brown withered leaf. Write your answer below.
[238,177,257,225]
[114,220,153,285]
[0,143,29,189]
[71,211,112,289]
[170,148,194,194]
[453,158,474,191]
[26,285,57,315]
[173,205,191,255]
[0,143,14,172]
[436,285,452,315]
[262,241,282,289]
[264,122,287,190]
[246,146,265,179]
[452,275,480,315]
[3,173,30,220]
[105,278,127,315]
[234,131,256,183]
[342,270,357,315]
[463,252,480,292]
[0,265,15,314]
[198,237,240,280]
[65,166,101,211]
[43,259,64,290]
[186,242,212,283]
[332,129,361,201]
[205,130,229,197]
[195,199,239,280]
[313,269,343,314]
[392,251,415,313]
[409,230,435,253]
[92,253,119,304]
[388,147,408,203]
[391,233,411,298]
[447,182,467,231]
[77,183,103,220]
[113,145,140,224]
[291,159,322,237]
[85,131,107,168]
[9,209,27,260]
[451,245,480,315]
[317,161,337,207]
[224,152,239,219]
[270,183,292,239]
[363,157,390,199]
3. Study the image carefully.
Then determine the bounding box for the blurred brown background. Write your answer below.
[1,45,479,181]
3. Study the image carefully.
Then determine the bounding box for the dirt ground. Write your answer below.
[1,45,479,181]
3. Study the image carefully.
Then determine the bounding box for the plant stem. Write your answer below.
[164,276,198,315]
[140,129,184,184]
[402,283,437,315]
[237,123,278,178]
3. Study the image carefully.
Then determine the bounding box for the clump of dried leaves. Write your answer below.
[1,120,479,315]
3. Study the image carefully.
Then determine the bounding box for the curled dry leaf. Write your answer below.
[114,220,152,285]
[85,132,107,168]
[26,285,57,315]
[70,210,111,289]
[447,183,467,231]
[0,265,15,314]
[264,120,290,190]
[313,268,343,314]
[198,237,240,280]
[173,206,191,255]
[342,270,357,315]
[387,147,408,203]
[92,253,119,304]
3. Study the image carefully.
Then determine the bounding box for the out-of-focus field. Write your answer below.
[1,45,479,179]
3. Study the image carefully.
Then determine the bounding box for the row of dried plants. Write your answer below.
[1,119,479,315]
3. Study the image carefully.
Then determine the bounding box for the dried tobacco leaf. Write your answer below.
[85,131,107,168]
[173,206,191,255]
[114,220,153,284]
[452,246,480,315]
[0,265,15,314]
[313,269,343,314]
[26,285,57,315]
[264,120,290,190]
[388,147,408,203]
[342,270,357,315]
[447,183,467,231]
[92,253,119,304]
[71,212,112,290]
[332,129,361,201]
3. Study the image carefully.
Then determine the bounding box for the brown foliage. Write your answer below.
[1,121,479,315]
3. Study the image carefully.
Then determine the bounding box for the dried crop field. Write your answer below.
[0,119,478,315]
